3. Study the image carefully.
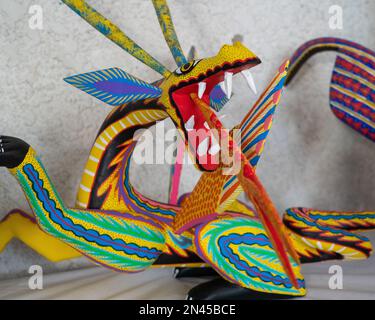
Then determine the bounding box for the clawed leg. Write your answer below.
[0,136,168,272]
[0,136,80,261]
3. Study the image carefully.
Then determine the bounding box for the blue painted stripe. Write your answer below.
[123,155,175,218]
[241,76,285,130]
[310,213,375,220]
[218,233,305,289]
[243,131,269,154]
[24,164,161,260]
[241,107,275,144]
[287,209,368,241]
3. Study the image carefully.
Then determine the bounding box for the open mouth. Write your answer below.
[170,57,261,171]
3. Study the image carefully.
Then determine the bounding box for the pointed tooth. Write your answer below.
[241,70,257,94]
[204,121,210,129]
[209,144,221,155]
[198,82,206,99]
[224,72,233,98]
[197,137,209,156]
[185,115,195,131]
[209,137,221,155]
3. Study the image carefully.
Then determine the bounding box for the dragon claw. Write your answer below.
[0,136,30,169]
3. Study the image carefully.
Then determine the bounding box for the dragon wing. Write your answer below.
[217,60,290,213]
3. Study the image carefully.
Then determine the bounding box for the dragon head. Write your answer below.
[158,42,261,171]
[62,0,261,172]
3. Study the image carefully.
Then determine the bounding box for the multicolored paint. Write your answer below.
[62,0,171,77]
[284,208,374,263]
[64,68,163,106]
[282,37,375,264]
[152,0,187,67]
[195,216,305,295]
[287,37,375,141]
[11,149,167,271]
[0,2,374,299]
[218,62,289,213]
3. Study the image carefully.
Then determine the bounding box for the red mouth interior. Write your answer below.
[171,60,258,171]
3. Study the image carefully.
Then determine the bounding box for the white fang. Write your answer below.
[197,137,209,156]
[224,72,233,98]
[241,70,257,94]
[185,115,195,131]
[209,137,221,155]
[198,82,206,99]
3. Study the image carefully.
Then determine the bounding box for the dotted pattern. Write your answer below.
[173,169,227,233]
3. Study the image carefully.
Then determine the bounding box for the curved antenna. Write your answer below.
[151,0,188,204]
[62,0,171,77]
[152,0,188,66]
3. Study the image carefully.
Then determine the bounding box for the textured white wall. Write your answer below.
[0,0,374,279]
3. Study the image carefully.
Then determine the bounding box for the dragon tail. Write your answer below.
[284,37,372,85]
[283,207,374,263]
[289,208,375,232]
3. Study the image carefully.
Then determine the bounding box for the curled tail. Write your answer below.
[294,208,375,232]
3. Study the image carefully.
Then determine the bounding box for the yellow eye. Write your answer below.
[181,62,193,72]
[175,60,200,75]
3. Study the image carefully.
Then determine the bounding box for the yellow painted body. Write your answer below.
[0,211,80,262]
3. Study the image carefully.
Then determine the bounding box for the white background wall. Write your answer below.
[0,0,374,279]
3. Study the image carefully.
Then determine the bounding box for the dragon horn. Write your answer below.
[152,0,188,66]
[61,0,171,77]
[151,0,187,204]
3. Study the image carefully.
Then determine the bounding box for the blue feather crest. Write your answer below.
[64,67,162,106]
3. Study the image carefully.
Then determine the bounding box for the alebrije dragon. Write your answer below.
[0,1,374,300]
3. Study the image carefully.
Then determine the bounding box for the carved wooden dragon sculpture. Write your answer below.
[0,1,374,299]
